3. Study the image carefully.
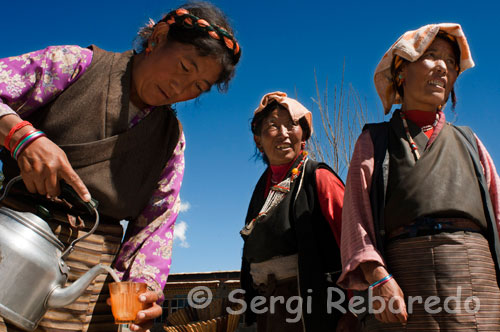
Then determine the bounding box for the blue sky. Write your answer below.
[2,0,499,273]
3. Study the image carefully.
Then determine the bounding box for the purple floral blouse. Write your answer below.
[0,45,185,300]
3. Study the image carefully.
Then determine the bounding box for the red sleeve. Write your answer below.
[315,168,345,247]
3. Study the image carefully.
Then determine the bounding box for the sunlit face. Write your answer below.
[254,107,304,166]
[131,35,222,108]
[400,38,459,112]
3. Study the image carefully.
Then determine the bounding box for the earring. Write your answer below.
[301,142,306,150]
[398,74,405,85]
[145,42,156,55]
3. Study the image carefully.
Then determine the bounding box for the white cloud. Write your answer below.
[179,200,191,213]
[173,221,189,248]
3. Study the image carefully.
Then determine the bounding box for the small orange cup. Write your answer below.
[109,281,147,324]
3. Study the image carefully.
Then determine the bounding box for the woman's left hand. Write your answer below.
[107,290,162,331]
[129,290,162,332]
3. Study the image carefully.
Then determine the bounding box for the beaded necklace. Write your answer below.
[240,151,308,236]
[399,111,439,161]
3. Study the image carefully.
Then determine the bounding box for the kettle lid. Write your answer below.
[0,207,64,250]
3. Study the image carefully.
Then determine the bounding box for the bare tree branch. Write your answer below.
[308,66,372,178]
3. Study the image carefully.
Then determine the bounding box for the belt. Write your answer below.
[388,217,483,241]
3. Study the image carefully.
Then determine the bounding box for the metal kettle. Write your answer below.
[0,176,110,331]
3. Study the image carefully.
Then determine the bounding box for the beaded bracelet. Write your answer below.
[11,130,46,160]
[4,120,32,151]
[369,274,394,289]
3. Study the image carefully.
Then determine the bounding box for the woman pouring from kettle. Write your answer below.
[0,2,241,331]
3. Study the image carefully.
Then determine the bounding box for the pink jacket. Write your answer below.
[338,112,500,290]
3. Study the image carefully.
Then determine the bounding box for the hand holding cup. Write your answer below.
[109,281,147,324]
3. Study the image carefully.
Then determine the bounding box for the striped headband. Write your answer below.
[163,8,241,62]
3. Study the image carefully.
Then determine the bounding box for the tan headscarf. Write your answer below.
[254,91,313,136]
[374,23,475,114]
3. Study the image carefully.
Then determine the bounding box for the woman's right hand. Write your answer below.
[360,261,408,324]
[0,115,90,201]
[16,136,91,202]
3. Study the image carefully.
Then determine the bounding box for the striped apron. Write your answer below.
[361,231,500,331]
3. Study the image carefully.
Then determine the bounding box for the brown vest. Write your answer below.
[384,112,487,233]
[2,46,181,221]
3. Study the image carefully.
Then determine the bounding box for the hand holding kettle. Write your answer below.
[0,115,91,202]
[0,175,104,331]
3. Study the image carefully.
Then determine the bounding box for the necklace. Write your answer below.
[241,151,308,236]
[399,111,439,161]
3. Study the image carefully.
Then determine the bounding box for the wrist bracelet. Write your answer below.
[10,128,38,158]
[369,274,393,289]
[4,120,32,151]
[12,130,46,160]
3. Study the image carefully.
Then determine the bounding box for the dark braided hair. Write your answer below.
[135,1,240,92]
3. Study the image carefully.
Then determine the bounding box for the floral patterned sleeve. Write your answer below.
[1,46,186,301]
[0,45,92,118]
[113,132,186,301]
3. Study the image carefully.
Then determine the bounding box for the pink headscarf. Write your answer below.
[254,91,313,135]
[374,23,475,114]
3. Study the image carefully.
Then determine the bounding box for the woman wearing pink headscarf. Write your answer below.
[339,24,500,331]
[239,92,354,331]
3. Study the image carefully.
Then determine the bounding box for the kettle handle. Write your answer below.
[0,175,23,202]
[0,175,98,212]
[0,175,100,259]
[61,205,99,259]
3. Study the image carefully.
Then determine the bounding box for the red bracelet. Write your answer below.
[4,120,32,151]
[10,128,38,158]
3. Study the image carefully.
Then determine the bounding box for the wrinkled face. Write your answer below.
[131,39,223,107]
[254,107,304,166]
[400,38,459,112]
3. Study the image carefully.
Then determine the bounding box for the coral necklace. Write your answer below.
[399,111,439,161]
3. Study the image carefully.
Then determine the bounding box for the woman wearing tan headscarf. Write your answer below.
[239,92,355,331]
[338,24,500,331]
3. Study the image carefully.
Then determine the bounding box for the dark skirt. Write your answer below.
[255,276,305,332]
[361,231,500,331]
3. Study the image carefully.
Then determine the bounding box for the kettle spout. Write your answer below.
[47,264,109,308]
